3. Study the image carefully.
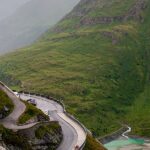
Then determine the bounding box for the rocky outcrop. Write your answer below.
[18,122,63,150]
[0,106,10,119]
[0,142,7,150]
[124,0,147,21]
[0,122,62,150]
[80,0,147,25]
[54,0,147,32]
[0,146,6,150]
[101,31,119,45]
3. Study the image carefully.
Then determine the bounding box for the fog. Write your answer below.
[0,0,30,21]
[0,0,80,55]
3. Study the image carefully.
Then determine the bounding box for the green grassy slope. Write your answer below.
[0,0,150,137]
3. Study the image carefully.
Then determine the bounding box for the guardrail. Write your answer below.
[18,91,87,150]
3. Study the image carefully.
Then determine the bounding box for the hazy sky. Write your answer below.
[0,0,30,20]
[0,0,80,54]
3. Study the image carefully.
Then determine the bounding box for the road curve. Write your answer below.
[0,82,37,130]
[20,93,87,150]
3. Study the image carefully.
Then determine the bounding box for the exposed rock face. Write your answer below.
[0,146,6,150]
[18,122,62,150]
[37,114,49,122]
[101,31,119,45]
[80,0,147,25]
[0,106,10,119]
[5,146,22,150]
[65,0,101,18]
[124,0,146,21]
[80,16,123,25]
[0,141,7,150]
[53,0,148,33]
[0,122,62,150]
[55,0,147,32]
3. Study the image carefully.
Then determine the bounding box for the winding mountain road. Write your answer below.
[20,94,87,150]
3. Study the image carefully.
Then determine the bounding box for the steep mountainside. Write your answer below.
[0,0,79,54]
[0,0,150,138]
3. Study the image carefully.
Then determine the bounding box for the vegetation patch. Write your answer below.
[35,122,62,139]
[18,100,49,124]
[83,135,107,150]
[0,125,32,150]
[0,89,14,118]
[34,122,63,150]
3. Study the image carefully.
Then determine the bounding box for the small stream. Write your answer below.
[121,126,131,139]
[104,126,147,150]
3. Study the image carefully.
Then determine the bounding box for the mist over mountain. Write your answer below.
[0,0,30,21]
[0,0,80,54]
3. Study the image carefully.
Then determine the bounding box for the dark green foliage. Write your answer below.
[0,125,32,150]
[35,122,62,150]
[35,122,61,139]
[18,101,49,124]
[0,89,14,118]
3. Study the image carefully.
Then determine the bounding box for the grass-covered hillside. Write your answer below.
[0,0,150,138]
